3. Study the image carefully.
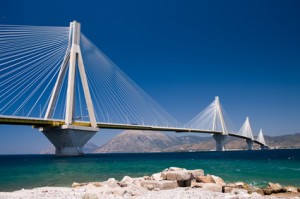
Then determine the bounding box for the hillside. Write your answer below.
[93,131,300,153]
[93,130,211,153]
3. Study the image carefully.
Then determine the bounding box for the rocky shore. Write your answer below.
[0,167,299,199]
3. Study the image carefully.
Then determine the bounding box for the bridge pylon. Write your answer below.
[238,117,254,150]
[212,96,228,151]
[257,129,268,150]
[40,21,99,156]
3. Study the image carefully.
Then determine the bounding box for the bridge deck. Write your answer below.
[0,116,267,147]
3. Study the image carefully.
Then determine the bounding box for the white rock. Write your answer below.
[189,169,204,179]
[151,172,162,181]
[169,167,184,171]
[141,180,179,190]
[199,183,223,193]
[211,175,226,186]
[121,176,133,184]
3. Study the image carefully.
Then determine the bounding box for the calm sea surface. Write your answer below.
[0,149,299,191]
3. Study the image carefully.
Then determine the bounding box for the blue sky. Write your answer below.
[1,0,300,154]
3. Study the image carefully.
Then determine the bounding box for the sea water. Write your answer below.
[0,149,299,191]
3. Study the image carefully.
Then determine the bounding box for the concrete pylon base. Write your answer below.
[213,134,227,151]
[260,145,268,150]
[40,125,99,156]
[246,139,253,150]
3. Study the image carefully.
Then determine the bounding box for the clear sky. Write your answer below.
[1,0,300,154]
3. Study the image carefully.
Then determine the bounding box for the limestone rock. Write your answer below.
[191,181,203,188]
[132,177,144,186]
[121,176,133,185]
[104,178,119,189]
[224,183,236,192]
[199,183,223,192]
[211,175,225,186]
[143,176,150,180]
[224,186,234,193]
[141,180,178,190]
[285,186,298,193]
[72,182,88,188]
[268,182,284,192]
[248,186,264,195]
[235,182,245,189]
[196,175,215,183]
[264,182,286,195]
[189,169,204,179]
[151,173,162,181]
[162,170,193,181]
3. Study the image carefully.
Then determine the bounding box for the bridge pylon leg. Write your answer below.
[40,125,98,156]
[260,145,268,150]
[246,139,253,150]
[213,134,227,151]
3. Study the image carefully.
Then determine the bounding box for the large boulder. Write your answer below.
[211,175,225,186]
[191,181,203,188]
[151,172,163,181]
[199,183,223,192]
[121,176,133,185]
[196,175,215,183]
[161,170,193,187]
[189,169,204,179]
[285,186,298,193]
[162,170,193,181]
[263,182,286,195]
[141,180,178,190]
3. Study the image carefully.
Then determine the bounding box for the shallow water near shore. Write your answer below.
[0,149,299,191]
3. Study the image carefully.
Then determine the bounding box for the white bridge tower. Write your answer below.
[40,21,99,156]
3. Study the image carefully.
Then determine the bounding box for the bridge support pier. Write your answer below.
[213,134,227,151]
[40,125,98,156]
[260,145,268,150]
[246,139,253,150]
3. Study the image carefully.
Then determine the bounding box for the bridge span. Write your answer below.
[0,115,268,152]
[0,21,268,155]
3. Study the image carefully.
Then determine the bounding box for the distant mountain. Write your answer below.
[93,131,300,153]
[94,130,213,153]
[94,130,178,153]
[40,142,99,154]
[265,133,300,149]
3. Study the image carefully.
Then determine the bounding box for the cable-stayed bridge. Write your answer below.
[0,21,268,156]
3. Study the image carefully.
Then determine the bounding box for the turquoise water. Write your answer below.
[0,149,299,191]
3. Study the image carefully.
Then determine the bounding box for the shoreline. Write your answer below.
[0,167,299,199]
